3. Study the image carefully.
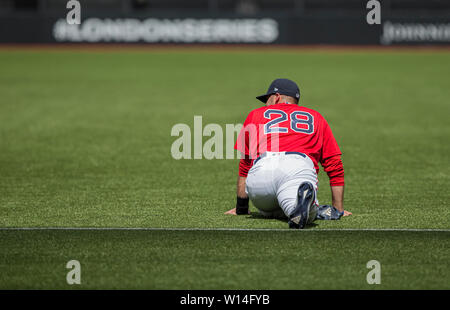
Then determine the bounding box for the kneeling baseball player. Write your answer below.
[225,79,351,229]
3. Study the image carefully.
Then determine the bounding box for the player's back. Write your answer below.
[237,102,339,171]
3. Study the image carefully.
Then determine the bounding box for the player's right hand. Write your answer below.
[224,208,250,215]
[225,208,237,215]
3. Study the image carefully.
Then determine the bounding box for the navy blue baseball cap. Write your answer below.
[256,78,300,104]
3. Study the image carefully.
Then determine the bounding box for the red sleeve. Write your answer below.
[238,158,253,177]
[236,111,256,177]
[322,155,345,186]
[320,117,344,186]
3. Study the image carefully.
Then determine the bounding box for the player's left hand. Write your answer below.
[316,205,347,220]
[224,208,250,215]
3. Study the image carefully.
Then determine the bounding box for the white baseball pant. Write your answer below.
[245,151,319,220]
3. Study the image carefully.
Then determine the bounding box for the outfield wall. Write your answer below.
[1,14,449,45]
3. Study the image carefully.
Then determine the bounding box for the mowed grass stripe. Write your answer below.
[0,230,448,289]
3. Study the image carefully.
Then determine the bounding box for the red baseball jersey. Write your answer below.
[234,103,344,185]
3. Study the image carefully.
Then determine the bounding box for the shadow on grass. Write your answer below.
[246,211,319,229]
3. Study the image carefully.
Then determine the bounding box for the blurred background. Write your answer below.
[0,0,449,45]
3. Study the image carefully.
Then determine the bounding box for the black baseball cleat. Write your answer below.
[288,182,315,229]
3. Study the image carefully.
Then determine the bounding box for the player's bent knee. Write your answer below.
[247,192,279,212]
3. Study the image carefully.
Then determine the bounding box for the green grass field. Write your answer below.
[0,47,449,289]
[1,230,448,289]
